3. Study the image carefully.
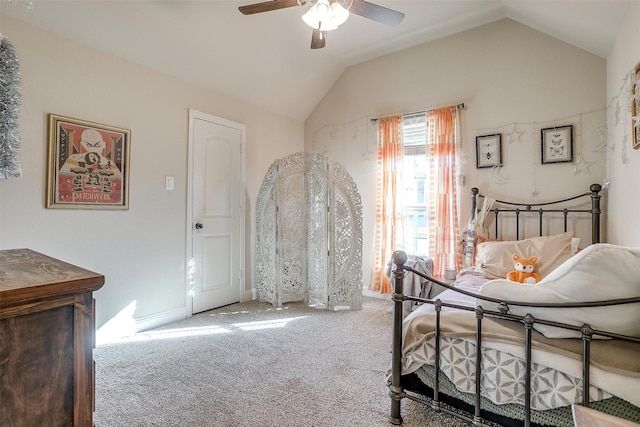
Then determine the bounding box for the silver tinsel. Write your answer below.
[0,35,23,179]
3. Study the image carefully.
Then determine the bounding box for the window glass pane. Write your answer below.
[402,113,428,254]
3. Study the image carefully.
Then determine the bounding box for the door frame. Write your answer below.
[186,109,247,317]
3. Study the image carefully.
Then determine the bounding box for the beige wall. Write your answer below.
[305,19,607,288]
[0,15,304,334]
[606,1,640,246]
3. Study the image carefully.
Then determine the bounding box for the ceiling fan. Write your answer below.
[238,0,405,49]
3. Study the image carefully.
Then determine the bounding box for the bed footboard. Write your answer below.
[388,250,640,427]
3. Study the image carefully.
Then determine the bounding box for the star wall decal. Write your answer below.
[505,124,524,144]
[573,154,594,175]
[601,179,610,190]
[530,188,540,198]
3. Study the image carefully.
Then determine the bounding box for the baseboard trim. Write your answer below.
[362,288,389,300]
[135,307,187,333]
[98,295,262,346]
[243,288,257,302]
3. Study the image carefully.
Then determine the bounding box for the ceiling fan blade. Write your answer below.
[348,0,404,26]
[311,28,327,49]
[238,0,305,15]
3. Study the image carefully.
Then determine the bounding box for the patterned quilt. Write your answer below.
[405,334,610,410]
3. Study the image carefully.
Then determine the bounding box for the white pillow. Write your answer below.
[474,231,574,279]
[476,244,640,338]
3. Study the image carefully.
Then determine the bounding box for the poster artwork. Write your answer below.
[48,115,130,209]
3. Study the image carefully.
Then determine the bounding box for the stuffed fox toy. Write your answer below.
[506,254,542,284]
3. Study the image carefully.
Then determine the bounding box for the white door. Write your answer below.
[188,110,245,314]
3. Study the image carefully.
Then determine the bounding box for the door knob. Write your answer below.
[195,223,204,230]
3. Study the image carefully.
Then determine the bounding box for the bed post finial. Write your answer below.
[392,250,407,266]
[590,183,602,244]
[471,187,479,219]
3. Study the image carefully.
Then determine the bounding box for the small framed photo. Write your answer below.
[541,125,573,164]
[46,114,131,209]
[476,134,502,168]
[632,62,640,150]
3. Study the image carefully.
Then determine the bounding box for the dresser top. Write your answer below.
[0,248,104,308]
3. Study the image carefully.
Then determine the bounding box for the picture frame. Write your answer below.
[632,62,640,150]
[46,114,131,209]
[475,134,502,168]
[541,125,573,164]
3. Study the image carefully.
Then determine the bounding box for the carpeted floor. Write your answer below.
[94,297,470,426]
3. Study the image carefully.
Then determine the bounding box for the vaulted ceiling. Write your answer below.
[0,0,632,120]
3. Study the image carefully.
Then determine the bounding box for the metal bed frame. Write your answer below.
[388,183,640,426]
[472,183,602,244]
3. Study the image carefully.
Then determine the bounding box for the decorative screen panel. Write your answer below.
[255,152,362,310]
[306,153,329,308]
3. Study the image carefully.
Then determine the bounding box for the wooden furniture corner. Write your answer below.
[0,248,105,427]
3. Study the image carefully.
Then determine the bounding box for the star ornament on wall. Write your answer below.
[505,124,524,144]
[573,154,594,175]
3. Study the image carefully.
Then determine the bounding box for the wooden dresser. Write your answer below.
[0,249,105,426]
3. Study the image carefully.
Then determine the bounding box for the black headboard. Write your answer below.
[471,183,602,244]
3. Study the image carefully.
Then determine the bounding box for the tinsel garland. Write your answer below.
[0,35,23,179]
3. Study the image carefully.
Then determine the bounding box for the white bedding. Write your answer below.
[476,244,640,339]
[401,272,640,410]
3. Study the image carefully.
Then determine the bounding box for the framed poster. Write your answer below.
[46,114,131,209]
[476,134,502,168]
[632,62,640,150]
[541,125,573,164]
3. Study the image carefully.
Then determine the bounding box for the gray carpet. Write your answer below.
[94,297,469,426]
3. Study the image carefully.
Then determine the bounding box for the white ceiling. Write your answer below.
[0,0,633,120]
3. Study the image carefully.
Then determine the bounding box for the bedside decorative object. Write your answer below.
[46,114,131,209]
[476,134,502,168]
[541,125,573,164]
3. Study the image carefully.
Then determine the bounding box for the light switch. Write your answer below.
[165,176,174,190]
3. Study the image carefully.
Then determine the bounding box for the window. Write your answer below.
[401,113,429,254]
[372,106,459,292]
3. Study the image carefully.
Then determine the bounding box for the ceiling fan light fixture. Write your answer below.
[302,0,349,31]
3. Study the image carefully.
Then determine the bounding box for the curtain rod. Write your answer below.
[370,102,465,123]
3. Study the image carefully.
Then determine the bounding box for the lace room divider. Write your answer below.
[256,152,363,310]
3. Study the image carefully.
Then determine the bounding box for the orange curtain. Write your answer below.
[371,116,403,293]
[427,106,461,276]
